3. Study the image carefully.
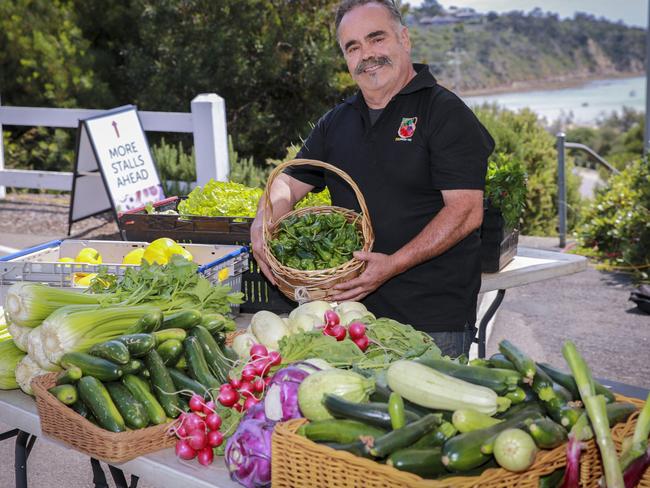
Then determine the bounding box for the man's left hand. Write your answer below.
[330,251,399,302]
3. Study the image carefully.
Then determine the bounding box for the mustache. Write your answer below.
[355,56,392,75]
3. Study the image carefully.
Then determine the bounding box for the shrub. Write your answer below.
[485,152,527,229]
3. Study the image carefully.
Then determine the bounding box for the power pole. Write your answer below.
[645,0,650,158]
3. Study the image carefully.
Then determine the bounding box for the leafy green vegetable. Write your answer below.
[279,331,365,367]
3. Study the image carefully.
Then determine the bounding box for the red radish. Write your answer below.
[331,325,347,341]
[252,357,272,377]
[239,381,255,398]
[175,439,196,460]
[233,402,244,412]
[324,309,340,326]
[175,424,188,438]
[252,377,266,393]
[205,413,222,431]
[268,351,282,366]
[187,429,208,451]
[249,343,268,360]
[218,388,239,407]
[244,396,260,410]
[184,413,205,432]
[323,326,336,337]
[197,447,214,466]
[207,430,224,447]
[229,376,242,389]
[353,335,370,351]
[189,394,204,412]
[220,383,234,393]
[264,376,273,386]
[241,364,258,382]
[348,322,366,340]
[202,400,216,415]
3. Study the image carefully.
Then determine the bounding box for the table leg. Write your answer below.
[90,458,109,488]
[108,464,139,488]
[15,430,34,488]
[477,289,506,359]
[0,428,19,441]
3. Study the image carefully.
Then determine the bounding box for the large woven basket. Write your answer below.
[262,159,374,302]
[32,373,176,464]
[271,394,649,488]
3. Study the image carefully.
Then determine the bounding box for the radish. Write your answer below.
[324,310,340,326]
[241,364,258,382]
[207,430,224,447]
[205,413,222,431]
[331,325,347,341]
[189,394,204,412]
[197,447,214,466]
[244,396,260,410]
[252,377,266,393]
[218,388,239,407]
[220,383,235,393]
[175,424,187,438]
[229,376,242,389]
[249,344,268,360]
[353,335,369,351]
[175,439,197,460]
[187,429,208,451]
[239,381,255,398]
[233,402,244,412]
[202,400,216,415]
[348,322,366,340]
[268,351,282,367]
[184,413,205,432]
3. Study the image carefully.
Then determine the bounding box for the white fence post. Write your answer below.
[191,93,229,184]
[0,93,6,198]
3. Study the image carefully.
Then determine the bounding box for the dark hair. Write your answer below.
[335,0,404,32]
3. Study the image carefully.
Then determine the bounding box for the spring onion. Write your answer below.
[14,355,47,395]
[40,304,160,364]
[0,339,26,390]
[4,282,109,328]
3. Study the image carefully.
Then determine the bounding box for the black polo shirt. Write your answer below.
[287,64,495,332]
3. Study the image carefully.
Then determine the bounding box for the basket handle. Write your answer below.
[262,159,372,237]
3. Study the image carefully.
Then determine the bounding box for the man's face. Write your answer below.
[337,3,411,94]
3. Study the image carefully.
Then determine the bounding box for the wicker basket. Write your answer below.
[262,159,374,302]
[32,373,176,464]
[271,394,649,488]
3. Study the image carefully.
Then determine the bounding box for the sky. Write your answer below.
[405,0,648,27]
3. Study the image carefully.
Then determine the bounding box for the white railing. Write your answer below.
[0,93,230,198]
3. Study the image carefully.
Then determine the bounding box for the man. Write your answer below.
[250,0,495,357]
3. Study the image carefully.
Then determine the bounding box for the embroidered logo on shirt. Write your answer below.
[395,117,418,142]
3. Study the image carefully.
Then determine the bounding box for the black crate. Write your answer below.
[118,197,297,314]
[480,204,518,273]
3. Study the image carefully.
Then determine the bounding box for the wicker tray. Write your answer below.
[271,394,649,488]
[32,373,176,464]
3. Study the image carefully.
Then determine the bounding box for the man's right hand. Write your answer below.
[250,215,276,285]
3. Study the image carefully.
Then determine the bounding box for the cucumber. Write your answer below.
[168,368,210,397]
[323,440,372,458]
[539,468,566,488]
[388,392,406,429]
[414,357,521,395]
[301,419,386,444]
[498,340,536,383]
[543,397,582,429]
[189,325,229,384]
[200,313,229,333]
[222,345,238,363]
[145,350,180,418]
[487,353,516,370]
[77,376,126,432]
[71,399,90,419]
[526,417,568,448]
[89,340,130,365]
[55,366,82,385]
[157,339,184,366]
[538,362,616,403]
[122,374,167,425]
[122,359,145,375]
[505,387,527,404]
[369,413,441,458]
[116,334,156,358]
[412,421,457,448]
[129,309,163,333]
[387,447,447,478]
[442,408,543,471]
[183,336,220,390]
[175,356,188,370]
[452,409,503,433]
[532,365,572,403]
[48,384,78,405]
[152,328,187,345]
[105,382,149,429]
[322,394,423,430]
[60,352,123,382]
[160,309,202,330]
[497,401,545,420]
[369,382,432,418]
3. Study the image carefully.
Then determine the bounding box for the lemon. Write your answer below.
[74,273,97,287]
[75,247,102,265]
[122,248,146,265]
[217,268,230,282]
[142,246,169,265]
[149,237,177,252]
[58,257,75,263]
[168,244,193,262]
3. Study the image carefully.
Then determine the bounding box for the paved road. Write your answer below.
[573,166,605,199]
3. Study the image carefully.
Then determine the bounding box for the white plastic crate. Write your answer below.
[0,240,248,308]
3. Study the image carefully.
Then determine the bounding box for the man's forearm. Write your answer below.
[254,174,306,224]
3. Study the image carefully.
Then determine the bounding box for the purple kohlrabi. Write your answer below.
[263,365,311,422]
[225,418,275,488]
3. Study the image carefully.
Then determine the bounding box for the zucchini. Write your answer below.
[183,336,220,390]
[387,448,447,478]
[71,399,90,419]
[189,325,229,384]
[369,382,432,418]
[152,328,187,345]
[55,366,82,385]
[387,360,509,416]
[452,409,503,433]
[122,359,145,375]
[129,309,163,333]
[539,468,566,488]
[160,309,202,330]
[526,417,568,448]
[116,334,156,358]
[60,352,123,382]
[538,362,616,403]
[369,413,441,458]
[468,358,492,368]
[106,382,149,429]
[543,397,582,429]
[78,376,125,432]
[89,340,130,365]
[487,353,516,370]
[497,401,545,421]
[175,356,188,370]
[323,440,372,458]
[157,339,184,366]
[414,357,521,395]
[442,408,543,471]
[48,384,78,405]
[145,350,180,418]
[301,419,386,444]
[532,365,573,403]
[498,340,536,383]
[505,387,527,404]
[122,374,167,425]
[412,421,457,448]
[322,394,423,429]
[606,402,636,426]
[388,393,406,430]
[168,368,210,397]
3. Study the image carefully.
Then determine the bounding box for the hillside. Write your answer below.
[409,11,646,93]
